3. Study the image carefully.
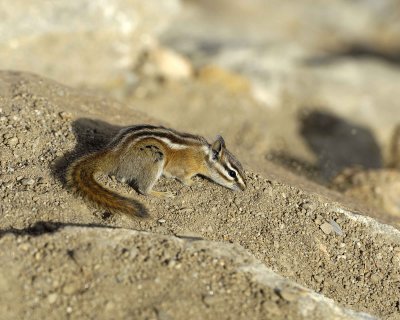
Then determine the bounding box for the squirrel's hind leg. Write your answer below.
[114,144,173,198]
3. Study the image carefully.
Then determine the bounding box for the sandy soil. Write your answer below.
[1,71,399,319]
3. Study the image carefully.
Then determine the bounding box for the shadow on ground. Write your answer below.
[268,110,383,182]
[0,221,119,237]
[304,43,400,66]
[52,118,123,185]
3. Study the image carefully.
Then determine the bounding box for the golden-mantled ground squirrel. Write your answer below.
[67,125,246,217]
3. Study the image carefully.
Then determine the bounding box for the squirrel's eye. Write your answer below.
[228,170,236,178]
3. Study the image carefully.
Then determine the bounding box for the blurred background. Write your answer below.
[2,0,400,196]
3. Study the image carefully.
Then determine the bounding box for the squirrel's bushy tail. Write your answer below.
[66,151,148,218]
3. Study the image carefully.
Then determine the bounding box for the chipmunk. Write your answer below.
[67,125,246,218]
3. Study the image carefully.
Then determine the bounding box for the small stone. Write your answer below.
[63,283,79,295]
[47,293,58,304]
[59,111,72,120]
[302,202,317,212]
[370,274,380,283]
[21,178,35,186]
[330,219,343,236]
[19,243,30,251]
[314,215,324,225]
[7,137,19,146]
[277,287,299,302]
[158,219,166,223]
[34,252,42,260]
[167,260,176,268]
[320,222,333,235]
[152,47,193,80]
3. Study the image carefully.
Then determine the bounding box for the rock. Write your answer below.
[197,65,251,93]
[320,222,333,235]
[7,137,18,147]
[0,227,376,319]
[332,169,400,223]
[148,47,193,80]
[161,0,400,179]
[21,178,35,186]
[47,293,58,304]
[58,111,72,120]
[63,283,80,295]
[330,219,343,236]
[0,0,181,88]
[1,71,398,319]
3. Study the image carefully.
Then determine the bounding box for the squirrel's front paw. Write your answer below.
[149,190,175,199]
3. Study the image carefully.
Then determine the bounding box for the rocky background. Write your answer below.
[1,1,400,319]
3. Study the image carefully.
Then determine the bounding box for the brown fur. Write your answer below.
[66,125,245,218]
[66,150,148,218]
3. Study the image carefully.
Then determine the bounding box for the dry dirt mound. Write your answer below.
[1,71,399,319]
[0,226,373,320]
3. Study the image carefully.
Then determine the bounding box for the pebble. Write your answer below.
[277,287,299,302]
[158,219,166,224]
[21,178,35,186]
[47,293,58,304]
[63,283,79,295]
[330,219,343,236]
[152,47,193,80]
[370,274,380,283]
[314,215,324,225]
[19,243,30,251]
[7,137,19,146]
[58,111,72,120]
[302,202,317,212]
[320,222,333,235]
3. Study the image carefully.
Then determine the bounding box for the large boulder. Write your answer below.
[0,0,180,87]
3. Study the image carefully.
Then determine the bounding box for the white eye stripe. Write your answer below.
[214,162,234,181]
[226,164,238,174]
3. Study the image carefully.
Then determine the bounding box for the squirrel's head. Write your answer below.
[206,135,246,191]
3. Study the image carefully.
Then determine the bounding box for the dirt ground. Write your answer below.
[0,71,399,319]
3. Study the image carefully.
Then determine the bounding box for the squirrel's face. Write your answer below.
[207,136,246,191]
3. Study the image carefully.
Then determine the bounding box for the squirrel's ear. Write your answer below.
[211,135,225,159]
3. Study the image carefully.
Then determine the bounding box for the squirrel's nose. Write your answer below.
[238,181,246,191]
